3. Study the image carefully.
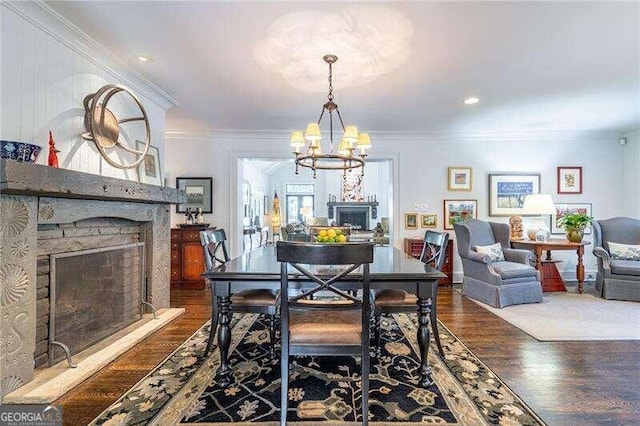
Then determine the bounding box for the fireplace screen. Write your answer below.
[49,243,144,365]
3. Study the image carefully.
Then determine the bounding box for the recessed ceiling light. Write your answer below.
[137,55,153,63]
[464,97,480,105]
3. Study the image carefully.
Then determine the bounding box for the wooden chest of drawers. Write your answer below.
[171,227,212,290]
[403,238,454,286]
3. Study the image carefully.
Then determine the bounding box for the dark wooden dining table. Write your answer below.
[203,244,445,388]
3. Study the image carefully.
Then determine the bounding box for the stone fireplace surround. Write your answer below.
[0,160,185,400]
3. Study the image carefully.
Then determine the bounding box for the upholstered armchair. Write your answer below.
[454,219,543,308]
[592,217,640,301]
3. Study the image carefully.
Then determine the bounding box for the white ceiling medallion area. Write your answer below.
[253,7,413,92]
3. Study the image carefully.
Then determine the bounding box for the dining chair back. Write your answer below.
[373,230,449,357]
[276,241,374,425]
[200,228,279,357]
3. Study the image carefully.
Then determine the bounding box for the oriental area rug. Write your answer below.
[90,314,545,425]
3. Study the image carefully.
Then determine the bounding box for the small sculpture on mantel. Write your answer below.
[47,130,60,167]
[185,207,195,225]
[509,215,524,240]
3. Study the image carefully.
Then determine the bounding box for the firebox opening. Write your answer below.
[49,242,145,366]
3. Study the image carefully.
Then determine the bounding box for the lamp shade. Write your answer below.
[290,130,305,147]
[337,139,351,155]
[356,132,372,149]
[342,125,359,143]
[521,194,555,215]
[304,123,321,141]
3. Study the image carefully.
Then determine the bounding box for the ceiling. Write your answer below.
[46,1,639,135]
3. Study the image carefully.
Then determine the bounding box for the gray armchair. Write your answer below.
[592,217,640,301]
[454,219,543,308]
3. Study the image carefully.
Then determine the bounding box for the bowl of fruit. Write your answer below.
[314,228,348,243]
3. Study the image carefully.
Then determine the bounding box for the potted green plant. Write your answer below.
[558,213,592,243]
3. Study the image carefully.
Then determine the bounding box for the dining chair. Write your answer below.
[200,228,279,357]
[372,230,449,357]
[276,241,374,425]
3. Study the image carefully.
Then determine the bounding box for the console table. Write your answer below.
[511,239,591,293]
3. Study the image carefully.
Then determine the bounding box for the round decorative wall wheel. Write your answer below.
[81,84,151,169]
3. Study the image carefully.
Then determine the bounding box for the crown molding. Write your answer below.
[2,1,180,110]
[165,128,620,143]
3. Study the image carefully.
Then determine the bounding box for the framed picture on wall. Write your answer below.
[444,199,478,230]
[176,177,213,213]
[551,203,592,234]
[488,173,541,216]
[557,166,583,194]
[136,140,162,186]
[421,214,437,228]
[448,167,473,191]
[405,213,418,230]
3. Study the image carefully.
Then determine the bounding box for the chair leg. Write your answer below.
[280,353,288,425]
[204,295,220,357]
[268,314,277,359]
[374,314,382,355]
[362,335,370,426]
[430,305,444,357]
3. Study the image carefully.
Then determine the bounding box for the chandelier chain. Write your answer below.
[327,61,334,101]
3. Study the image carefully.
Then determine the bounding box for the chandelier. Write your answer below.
[290,54,372,179]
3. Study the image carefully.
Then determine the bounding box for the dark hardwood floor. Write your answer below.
[55,287,640,425]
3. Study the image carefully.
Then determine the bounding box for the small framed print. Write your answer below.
[176,177,213,213]
[552,203,592,234]
[421,214,437,228]
[405,213,418,230]
[448,167,473,191]
[557,166,583,194]
[136,140,162,186]
[444,199,478,230]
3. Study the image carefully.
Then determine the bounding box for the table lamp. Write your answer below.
[521,194,555,241]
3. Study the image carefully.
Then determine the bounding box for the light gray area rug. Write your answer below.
[467,289,640,341]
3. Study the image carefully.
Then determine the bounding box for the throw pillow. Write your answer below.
[608,241,640,261]
[475,242,505,262]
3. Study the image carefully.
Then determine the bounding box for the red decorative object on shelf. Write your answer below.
[47,130,60,167]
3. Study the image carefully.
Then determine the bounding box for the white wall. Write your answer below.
[0,2,176,179]
[165,129,631,283]
[623,130,640,218]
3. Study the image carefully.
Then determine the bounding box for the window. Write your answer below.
[285,184,315,224]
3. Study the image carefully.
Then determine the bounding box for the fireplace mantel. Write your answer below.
[327,201,379,208]
[1,160,185,204]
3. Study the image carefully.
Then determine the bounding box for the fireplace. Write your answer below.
[49,243,144,365]
[0,160,185,400]
[336,207,370,230]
